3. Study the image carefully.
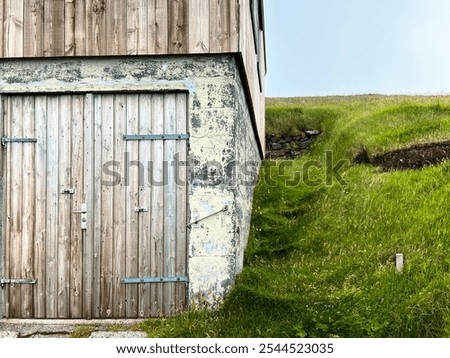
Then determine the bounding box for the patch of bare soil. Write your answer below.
[353,141,450,171]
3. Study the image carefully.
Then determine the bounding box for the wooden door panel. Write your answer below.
[2,95,85,318]
[1,92,188,319]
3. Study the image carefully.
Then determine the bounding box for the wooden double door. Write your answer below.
[0,92,188,318]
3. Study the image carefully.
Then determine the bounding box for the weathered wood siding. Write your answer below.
[240,0,265,150]
[1,93,188,318]
[0,0,239,56]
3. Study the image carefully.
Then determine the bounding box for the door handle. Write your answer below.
[73,203,87,230]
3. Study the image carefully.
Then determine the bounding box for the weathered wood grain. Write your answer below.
[3,97,12,318]
[126,0,138,55]
[33,95,47,318]
[45,96,59,318]
[210,0,230,52]
[125,94,139,318]
[137,94,152,317]
[9,97,24,317]
[64,0,75,56]
[92,94,103,317]
[137,0,148,54]
[163,94,177,316]
[86,0,106,55]
[21,96,35,318]
[188,0,209,53]
[150,94,165,317]
[106,0,126,55]
[56,95,71,318]
[83,93,94,319]
[112,94,127,318]
[0,95,4,318]
[168,0,188,54]
[100,94,114,317]
[24,0,44,57]
[147,0,156,53]
[44,0,64,56]
[175,93,187,313]
[0,1,4,57]
[5,0,24,57]
[154,0,168,54]
[69,94,84,318]
[74,0,86,55]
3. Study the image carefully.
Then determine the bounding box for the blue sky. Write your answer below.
[265,0,450,97]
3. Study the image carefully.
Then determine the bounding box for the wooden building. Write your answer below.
[0,0,265,319]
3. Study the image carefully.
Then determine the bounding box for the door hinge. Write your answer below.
[121,276,188,284]
[123,134,189,141]
[1,137,37,148]
[1,278,37,287]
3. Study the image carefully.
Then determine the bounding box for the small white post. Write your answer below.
[396,254,404,273]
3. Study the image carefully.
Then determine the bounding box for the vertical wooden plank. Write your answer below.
[24,0,44,57]
[44,0,65,56]
[92,94,102,317]
[229,0,239,52]
[106,0,126,55]
[125,94,139,318]
[175,93,187,313]
[150,94,164,317]
[154,0,168,54]
[9,96,23,317]
[126,0,138,55]
[0,1,4,57]
[163,94,177,316]
[74,0,86,55]
[137,94,151,317]
[86,0,106,55]
[69,95,84,318]
[3,97,11,317]
[34,95,47,318]
[147,0,156,54]
[5,0,24,57]
[83,93,94,319]
[112,94,127,318]
[46,96,59,318]
[210,0,230,52]
[64,0,75,55]
[168,0,187,54]
[100,94,114,317]
[187,0,209,53]
[21,96,35,318]
[56,96,72,318]
[0,95,4,318]
[137,0,148,54]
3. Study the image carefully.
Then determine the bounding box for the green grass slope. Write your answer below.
[141,95,450,338]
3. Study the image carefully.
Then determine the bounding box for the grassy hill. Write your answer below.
[142,95,450,338]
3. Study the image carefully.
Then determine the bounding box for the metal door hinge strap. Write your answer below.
[1,137,37,147]
[121,276,188,284]
[123,134,189,141]
[1,278,37,287]
[187,206,229,229]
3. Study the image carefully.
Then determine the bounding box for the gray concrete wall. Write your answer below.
[0,54,261,309]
